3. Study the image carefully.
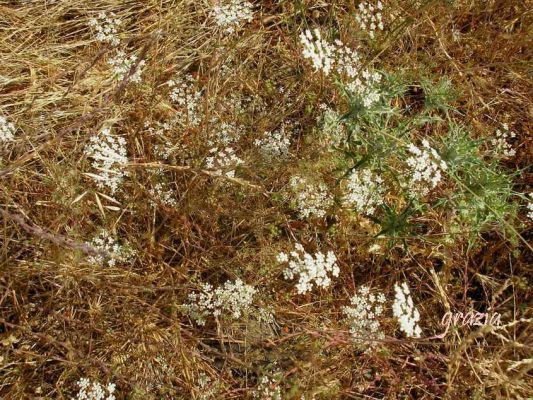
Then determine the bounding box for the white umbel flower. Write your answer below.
[289,175,333,219]
[343,169,384,215]
[205,146,244,178]
[343,285,386,346]
[254,123,291,161]
[299,29,336,75]
[345,69,382,108]
[74,377,116,400]
[85,127,128,194]
[355,1,385,39]
[87,230,135,267]
[0,116,16,142]
[184,279,257,325]
[490,123,516,158]
[211,0,254,34]
[108,50,145,83]
[89,11,122,46]
[392,281,422,338]
[277,243,340,294]
[167,74,203,127]
[405,139,447,196]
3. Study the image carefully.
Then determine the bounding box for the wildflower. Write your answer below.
[343,286,386,346]
[208,121,244,146]
[490,123,516,158]
[85,127,128,194]
[254,123,291,161]
[333,40,360,79]
[343,169,384,215]
[345,69,382,108]
[87,230,135,267]
[74,377,116,400]
[107,50,145,83]
[211,0,254,34]
[149,182,177,207]
[167,74,203,127]
[355,1,385,39]
[89,11,122,46]
[319,105,345,148]
[277,243,340,294]
[299,29,336,75]
[253,374,282,400]
[0,116,16,142]
[184,279,257,325]
[405,139,447,196]
[205,146,244,178]
[392,281,422,338]
[289,175,333,219]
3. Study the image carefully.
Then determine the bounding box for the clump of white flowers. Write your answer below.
[87,230,135,267]
[74,377,116,400]
[405,139,447,196]
[289,175,333,219]
[208,120,244,146]
[0,116,16,142]
[344,169,384,215]
[85,127,128,194]
[254,123,291,161]
[490,123,516,158]
[149,182,177,207]
[392,281,422,338]
[526,193,533,221]
[89,11,122,46]
[211,0,254,34]
[319,104,345,148]
[346,69,382,108]
[205,146,244,178]
[107,50,145,83]
[277,243,339,294]
[184,279,257,326]
[333,40,361,78]
[300,29,336,75]
[167,74,203,127]
[343,286,386,346]
[355,1,385,39]
[253,374,282,400]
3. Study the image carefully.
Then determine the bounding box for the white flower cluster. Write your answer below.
[149,182,177,207]
[319,105,345,148]
[184,279,257,326]
[74,378,116,400]
[527,193,533,221]
[491,123,516,158]
[355,1,385,39]
[343,286,386,345]
[211,0,254,34]
[254,123,291,161]
[277,243,339,294]
[346,69,382,108]
[333,40,361,79]
[253,374,282,400]
[85,128,128,194]
[392,281,422,338]
[300,29,336,75]
[89,11,122,46]
[87,230,135,267]
[107,50,145,83]
[344,169,384,215]
[289,175,333,219]
[167,74,203,127]
[0,115,16,143]
[205,146,244,178]
[209,120,244,146]
[405,139,447,196]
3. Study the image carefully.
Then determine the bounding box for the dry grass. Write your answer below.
[0,0,531,399]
